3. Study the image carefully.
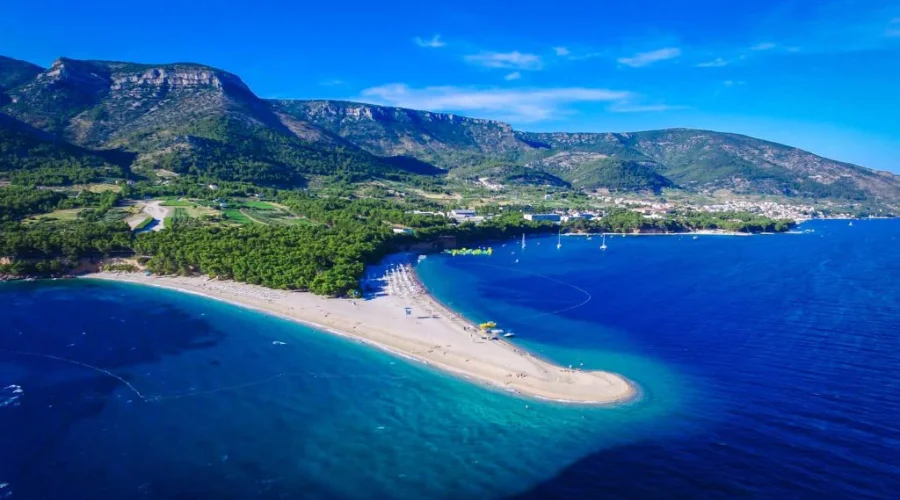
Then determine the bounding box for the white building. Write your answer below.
[524,213,561,222]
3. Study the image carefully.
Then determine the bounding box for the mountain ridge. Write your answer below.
[279,99,899,199]
[1,55,898,204]
[1,58,412,186]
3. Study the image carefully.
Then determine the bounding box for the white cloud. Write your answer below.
[504,72,522,81]
[888,18,900,37]
[723,80,746,86]
[696,57,730,67]
[464,51,544,70]
[553,46,570,56]
[358,84,634,122]
[319,79,346,87]
[414,34,446,48]
[617,47,682,67]
[608,102,688,113]
[750,42,778,51]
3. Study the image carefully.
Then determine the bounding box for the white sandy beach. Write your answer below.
[84,263,634,404]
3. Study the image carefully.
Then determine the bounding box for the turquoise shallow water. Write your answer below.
[0,281,652,499]
[2,219,899,498]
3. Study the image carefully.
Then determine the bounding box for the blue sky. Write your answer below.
[3,0,900,171]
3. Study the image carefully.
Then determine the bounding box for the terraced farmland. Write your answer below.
[223,208,254,224]
[250,204,319,225]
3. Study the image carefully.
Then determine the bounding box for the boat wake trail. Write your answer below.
[473,263,592,320]
[0,349,407,404]
[0,348,149,400]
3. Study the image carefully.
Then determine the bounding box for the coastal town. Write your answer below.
[417,196,831,225]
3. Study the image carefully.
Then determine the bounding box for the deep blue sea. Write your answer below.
[2,219,899,499]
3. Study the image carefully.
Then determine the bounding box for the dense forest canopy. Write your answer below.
[1,179,795,296]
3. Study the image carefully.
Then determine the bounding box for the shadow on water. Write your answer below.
[511,422,900,500]
[0,280,227,489]
[509,439,762,500]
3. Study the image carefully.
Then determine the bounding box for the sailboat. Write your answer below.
[521,233,526,249]
[557,228,562,249]
[600,233,607,251]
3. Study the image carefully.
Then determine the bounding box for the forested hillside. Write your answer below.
[0,113,123,185]
[1,54,898,202]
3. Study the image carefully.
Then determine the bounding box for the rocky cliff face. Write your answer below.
[28,58,252,95]
[107,65,251,93]
[0,57,398,186]
[270,99,900,200]
[4,58,261,144]
[2,54,898,202]
[272,100,528,166]
[34,58,110,92]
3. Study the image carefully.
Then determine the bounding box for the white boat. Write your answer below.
[557,228,562,249]
[600,233,607,251]
[503,332,516,338]
[521,233,526,249]
[848,221,853,227]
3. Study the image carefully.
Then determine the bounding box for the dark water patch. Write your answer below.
[2,220,898,498]
[421,219,900,498]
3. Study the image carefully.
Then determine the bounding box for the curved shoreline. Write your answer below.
[405,262,638,404]
[81,264,635,405]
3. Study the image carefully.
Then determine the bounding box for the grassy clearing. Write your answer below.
[182,206,219,218]
[161,199,196,207]
[239,209,269,225]
[223,208,254,224]
[409,188,459,202]
[242,205,315,226]
[241,200,278,209]
[67,183,122,193]
[28,208,83,221]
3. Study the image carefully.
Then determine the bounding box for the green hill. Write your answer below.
[1,58,409,186]
[0,113,123,185]
[0,56,42,92]
[1,54,898,203]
